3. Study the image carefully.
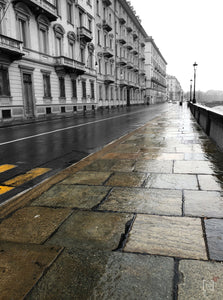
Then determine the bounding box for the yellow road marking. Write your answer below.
[0,164,16,173]
[0,186,14,195]
[3,168,51,187]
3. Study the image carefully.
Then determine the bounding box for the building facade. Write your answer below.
[144,36,167,104]
[166,75,183,102]
[0,0,147,122]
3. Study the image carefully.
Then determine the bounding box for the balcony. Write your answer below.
[118,37,126,45]
[78,27,93,43]
[132,48,138,55]
[102,0,112,6]
[151,76,167,88]
[133,64,139,72]
[127,61,133,69]
[119,79,128,87]
[119,16,126,25]
[140,54,145,61]
[102,20,112,32]
[140,69,146,75]
[126,42,133,50]
[104,74,115,84]
[141,42,145,47]
[103,47,113,58]
[133,31,138,40]
[126,25,133,33]
[19,0,57,21]
[54,56,85,75]
[0,34,24,61]
[118,56,127,66]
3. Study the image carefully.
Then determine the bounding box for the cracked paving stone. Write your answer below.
[46,210,133,250]
[184,191,223,218]
[0,242,62,300]
[59,171,112,185]
[100,187,182,215]
[145,173,198,190]
[105,172,147,187]
[134,160,173,173]
[124,214,207,260]
[178,260,223,299]
[205,219,223,261]
[31,185,110,209]
[174,161,213,174]
[0,207,71,244]
[26,249,174,300]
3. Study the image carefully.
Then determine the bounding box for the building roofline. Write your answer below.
[122,0,148,38]
[145,36,167,65]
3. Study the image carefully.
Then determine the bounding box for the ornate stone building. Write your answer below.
[166,75,183,102]
[0,0,147,121]
[145,36,167,104]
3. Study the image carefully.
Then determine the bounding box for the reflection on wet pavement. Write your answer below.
[2,104,223,298]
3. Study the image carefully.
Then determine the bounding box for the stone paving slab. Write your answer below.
[31,185,111,209]
[46,210,133,250]
[184,191,223,218]
[59,171,112,185]
[198,175,223,191]
[26,249,174,300]
[145,173,198,190]
[100,187,182,215]
[134,160,173,173]
[124,214,207,260]
[205,219,223,261]
[174,160,214,174]
[105,172,147,187]
[178,260,223,299]
[0,207,71,244]
[0,242,62,299]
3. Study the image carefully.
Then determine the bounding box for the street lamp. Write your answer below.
[190,79,193,102]
[192,62,198,103]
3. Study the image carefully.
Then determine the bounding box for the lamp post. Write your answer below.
[192,62,198,103]
[190,79,193,102]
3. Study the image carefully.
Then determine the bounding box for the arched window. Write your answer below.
[67,31,76,59]
[53,24,65,56]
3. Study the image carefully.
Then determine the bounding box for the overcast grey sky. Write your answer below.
[129,0,223,92]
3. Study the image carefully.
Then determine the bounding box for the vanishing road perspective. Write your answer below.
[2,0,223,299]
[0,104,168,204]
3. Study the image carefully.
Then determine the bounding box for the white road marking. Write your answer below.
[0,109,150,146]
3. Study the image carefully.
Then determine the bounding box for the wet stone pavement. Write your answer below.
[1,104,223,299]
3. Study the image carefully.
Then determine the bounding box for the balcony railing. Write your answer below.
[104,74,115,84]
[102,20,112,32]
[0,34,24,60]
[119,56,127,66]
[77,27,93,42]
[54,56,85,75]
[103,47,113,58]
[119,16,126,25]
[118,36,126,45]
[22,0,57,21]
[127,61,133,69]
[102,0,112,6]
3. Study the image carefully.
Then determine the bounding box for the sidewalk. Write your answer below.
[1,104,223,299]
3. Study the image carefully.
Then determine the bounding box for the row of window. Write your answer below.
[43,73,95,100]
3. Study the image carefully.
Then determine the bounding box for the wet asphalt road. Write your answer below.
[0,103,170,203]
